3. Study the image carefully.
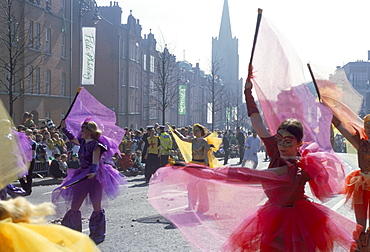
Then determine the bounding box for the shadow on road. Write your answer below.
[135,214,175,229]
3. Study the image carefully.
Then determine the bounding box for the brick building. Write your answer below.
[0,0,72,126]
[0,0,218,130]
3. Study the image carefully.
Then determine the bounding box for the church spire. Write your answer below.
[218,0,232,39]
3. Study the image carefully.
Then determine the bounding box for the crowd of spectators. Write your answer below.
[16,112,349,188]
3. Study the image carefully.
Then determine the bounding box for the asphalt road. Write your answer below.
[17,152,359,252]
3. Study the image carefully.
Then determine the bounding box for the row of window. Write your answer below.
[28,0,66,17]
[26,66,65,96]
[120,96,140,114]
[28,20,66,58]
[121,42,155,73]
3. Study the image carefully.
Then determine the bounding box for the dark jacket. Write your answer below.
[236,131,245,146]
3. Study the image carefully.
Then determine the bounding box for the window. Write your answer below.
[35,67,40,93]
[27,66,33,93]
[143,53,147,71]
[46,0,52,12]
[135,97,138,113]
[61,0,66,16]
[121,40,125,57]
[45,70,51,94]
[45,28,51,54]
[120,97,125,113]
[136,42,139,61]
[121,68,125,86]
[35,23,40,50]
[135,72,139,87]
[61,72,66,95]
[130,96,134,113]
[129,45,133,60]
[150,55,155,73]
[61,33,66,58]
[28,20,33,48]
[130,69,135,87]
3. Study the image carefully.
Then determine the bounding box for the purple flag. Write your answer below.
[65,88,125,158]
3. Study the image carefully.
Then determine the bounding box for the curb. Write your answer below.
[13,178,63,187]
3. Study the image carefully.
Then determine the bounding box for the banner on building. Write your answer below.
[226,107,231,122]
[82,27,96,85]
[178,85,186,115]
[226,107,237,122]
[207,103,212,124]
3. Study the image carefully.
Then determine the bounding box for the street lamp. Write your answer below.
[78,0,101,86]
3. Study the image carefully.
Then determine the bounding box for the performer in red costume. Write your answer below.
[148,10,361,251]
[221,81,362,251]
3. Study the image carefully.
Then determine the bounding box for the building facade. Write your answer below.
[341,57,370,117]
[0,0,72,125]
[0,0,238,131]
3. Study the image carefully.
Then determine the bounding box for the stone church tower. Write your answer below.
[212,0,241,93]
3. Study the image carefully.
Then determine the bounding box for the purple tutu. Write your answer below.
[52,164,126,216]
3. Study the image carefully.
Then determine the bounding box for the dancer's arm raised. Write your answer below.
[244,81,270,138]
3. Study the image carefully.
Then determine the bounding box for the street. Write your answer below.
[19,152,359,252]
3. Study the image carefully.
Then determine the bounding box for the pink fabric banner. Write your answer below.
[251,17,334,152]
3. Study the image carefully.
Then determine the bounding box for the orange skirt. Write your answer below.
[343,170,370,207]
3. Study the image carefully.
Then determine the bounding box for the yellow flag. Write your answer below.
[167,123,192,163]
[167,123,222,168]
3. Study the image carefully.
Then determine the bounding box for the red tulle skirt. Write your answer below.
[223,199,360,252]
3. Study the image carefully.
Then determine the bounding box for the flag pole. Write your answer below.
[307,63,322,102]
[62,176,88,189]
[249,8,263,67]
[247,8,263,82]
[58,87,82,129]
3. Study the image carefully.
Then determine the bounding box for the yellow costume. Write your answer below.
[167,124,222,168]
[0,219,100,252]
[0,197,100,252]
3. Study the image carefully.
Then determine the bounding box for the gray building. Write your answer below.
[341,53,370,117]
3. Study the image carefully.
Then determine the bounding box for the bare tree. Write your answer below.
[223,87,250,130]
[0,0,43,118]
[204,56,225,131]
[150,44,179,124]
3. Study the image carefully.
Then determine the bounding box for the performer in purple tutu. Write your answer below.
[52,119,126,244]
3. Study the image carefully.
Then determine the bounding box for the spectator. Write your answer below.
[35,134,49,177]
[119,149,134,172]
[133,150,144,173]
[222,131,230,165]
[21,112,29,125]
[60,154,68,172]
[23,113,35,128]
[134,130,143,151]
[241,129,261,169]
[49,153,66,179]
[53,132,67,154]
[236,127,245,164]
[43,131,57,158]
[19,129,37,196]
[17,125,26,132]
[67,153,80,169]
[158,125,172,167]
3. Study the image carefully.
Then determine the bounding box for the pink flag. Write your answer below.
[251,17,334,152]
